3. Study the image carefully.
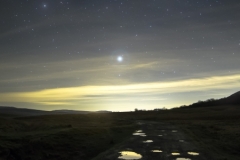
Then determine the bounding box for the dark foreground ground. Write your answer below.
[0,105,239,160]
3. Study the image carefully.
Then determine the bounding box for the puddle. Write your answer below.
[188,152,199,155]
[179,140,184,142]
[171,152,180,155]
[143,140,153,143]
[118,151,142,160]
[151,150,162,152]
[133,130,147,136]
[176,158,191,160]
[172,130,178,132]
[133,133,146,136]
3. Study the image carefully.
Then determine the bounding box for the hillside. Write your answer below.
[0,106,50,117]
[183,91,240,108]
[0,106,111,117]
[221,91,240,104]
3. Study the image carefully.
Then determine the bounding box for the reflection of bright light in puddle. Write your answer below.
[176,158,191,160]
[133,130,146,136]
[188,152,199,155]
[172,152,180,155]
[118,151,142,160]
[143,140,153,143]
[133,133,146,136]
[151,150,162,152]
[172,130,178,132]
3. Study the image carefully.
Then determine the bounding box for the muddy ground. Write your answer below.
[93,121,209,160]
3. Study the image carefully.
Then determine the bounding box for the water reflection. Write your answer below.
[151,150,162,152]
[133,130,147,136]
[176,158,191,160]
[188,152,199,155]
[179,140,184,142]
[133,133,146,136]
[171,152,180,155]
[158,135,163,136]
[172,130,178,132]
[118,151,142,160]
[143,140,153,143]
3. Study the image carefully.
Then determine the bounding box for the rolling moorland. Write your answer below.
[0,91,239,160]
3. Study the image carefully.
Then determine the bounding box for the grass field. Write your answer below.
[177,119,240,160]
[0,114,137,160]
[0,105,239,160]
[134,105,240,160]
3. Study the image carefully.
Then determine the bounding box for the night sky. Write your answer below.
[0,0,240,111]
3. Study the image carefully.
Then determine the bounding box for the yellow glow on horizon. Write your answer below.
[0,74,240,108]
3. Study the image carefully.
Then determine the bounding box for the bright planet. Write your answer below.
[117,56,123,62]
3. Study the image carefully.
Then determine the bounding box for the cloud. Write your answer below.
[0,74,239,107]
[0,56,180,85]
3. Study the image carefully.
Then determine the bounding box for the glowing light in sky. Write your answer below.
[1,74,240,110]
[117,56,123,62]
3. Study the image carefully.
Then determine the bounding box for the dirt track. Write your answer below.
[93,121,209,160]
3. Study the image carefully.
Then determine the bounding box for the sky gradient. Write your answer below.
[0,0,240,111]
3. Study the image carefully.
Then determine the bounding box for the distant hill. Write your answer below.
[0,106,50,117]
[52,110,111,114]
[0,107,89,117]
[51,109,90,114]
[95,110,112,113]
[220,91,240,105]
[182,91,240,108]
[0,106,111,117]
